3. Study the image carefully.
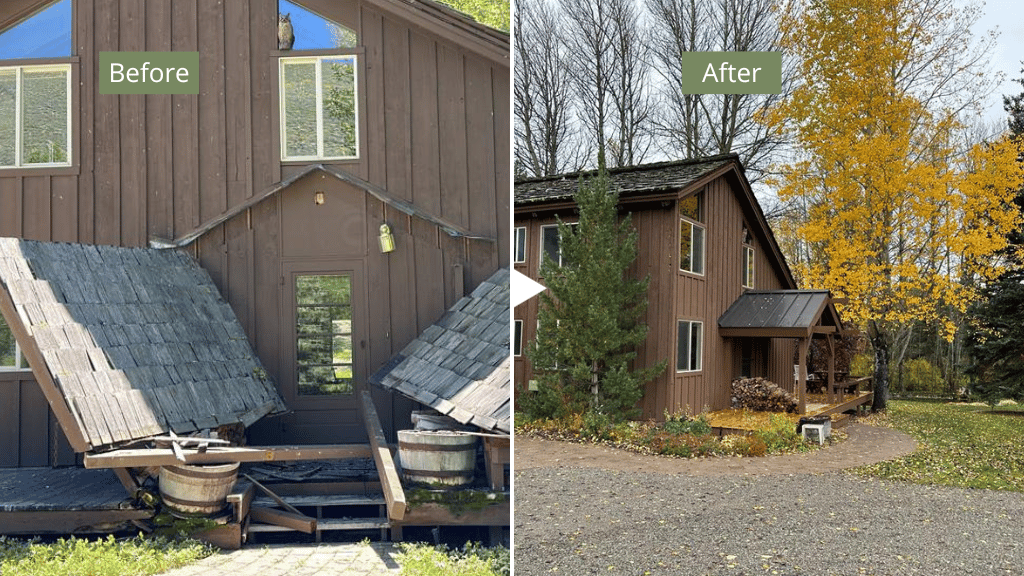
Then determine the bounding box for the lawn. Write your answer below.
[854,400,1024,492]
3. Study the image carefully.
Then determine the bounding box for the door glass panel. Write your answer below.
[295,274,353,395]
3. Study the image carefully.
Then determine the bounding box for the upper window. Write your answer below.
[279,1,357,50]
[680,219,705,275]
[280,56,358,161]
[677,320,703,372]
[514,227,526,264]
[0,64,72,168]
[743,245,755,289]
[0,0,72,60]
[680,192,705,275]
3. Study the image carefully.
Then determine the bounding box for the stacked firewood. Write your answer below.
[731,377,798,413]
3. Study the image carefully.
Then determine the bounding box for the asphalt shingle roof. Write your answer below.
[369,268,510,434]
[0,238,287,451]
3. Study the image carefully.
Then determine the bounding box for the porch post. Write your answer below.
[827,333,836,405]
[797,337,809,414]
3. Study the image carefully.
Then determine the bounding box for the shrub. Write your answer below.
[662,411,711,436]
[397,542,508,576]
[751,413,807,453]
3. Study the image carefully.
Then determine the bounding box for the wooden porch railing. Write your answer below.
[361,390,406,521]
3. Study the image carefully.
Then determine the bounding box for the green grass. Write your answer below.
[396,542,509,576]
[854,400,1024,492]
[0,534,215,576]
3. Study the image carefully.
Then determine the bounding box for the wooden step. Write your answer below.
[248,518,389,533]
[251,494,386,508]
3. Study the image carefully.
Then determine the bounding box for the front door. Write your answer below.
[279,259,367,442]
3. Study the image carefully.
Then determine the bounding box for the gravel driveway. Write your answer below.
[514,431,1024,575]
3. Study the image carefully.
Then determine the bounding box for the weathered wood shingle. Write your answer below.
[0,238,287,451]
[369,269,510,434]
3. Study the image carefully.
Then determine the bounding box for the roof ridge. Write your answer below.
[514,153,739,186]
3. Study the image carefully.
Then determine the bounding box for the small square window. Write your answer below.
[680,192,703,222]
[280,55,358,161]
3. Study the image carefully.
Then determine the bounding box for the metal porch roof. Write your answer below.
[718,290,841,338]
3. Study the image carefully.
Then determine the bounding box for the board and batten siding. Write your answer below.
[0,0,509,447]
[0,371,76,467]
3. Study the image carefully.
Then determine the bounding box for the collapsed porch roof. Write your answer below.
[718,290,843,339]
[369,268,510,434]
[0,238,288,453]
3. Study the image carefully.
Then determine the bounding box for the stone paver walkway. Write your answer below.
[514,422,917,476]
[159,542,401,576]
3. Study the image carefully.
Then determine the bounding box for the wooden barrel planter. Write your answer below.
[159,462,240,517]
[397,430,477,487]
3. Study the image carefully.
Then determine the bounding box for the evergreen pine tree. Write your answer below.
[522,171,665,421]
[965,65,1024,404]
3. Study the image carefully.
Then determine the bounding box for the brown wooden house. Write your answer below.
[514,154,860,420]
[0,0,508,467]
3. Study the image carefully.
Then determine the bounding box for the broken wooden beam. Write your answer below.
[82,444,373,469]
[361,390,406,521]
[242,474,303,516]
[249,506,316,534]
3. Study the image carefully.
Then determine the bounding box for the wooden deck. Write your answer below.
[709,391,873,435]
[0,467,151,534]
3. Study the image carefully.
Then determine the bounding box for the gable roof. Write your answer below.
[370,0,508,65]
[514,154,798,289]
[514,154,738,206]
[0,238,287,452]
[718,290,843,338]
[369,268,510,433]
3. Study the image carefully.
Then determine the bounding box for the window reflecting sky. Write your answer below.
[0,0,71,60]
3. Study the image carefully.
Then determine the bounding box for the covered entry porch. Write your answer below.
[718,290,872,416]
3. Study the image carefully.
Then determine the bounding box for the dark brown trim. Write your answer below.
[0,55,79,67]
[150,164,495,248]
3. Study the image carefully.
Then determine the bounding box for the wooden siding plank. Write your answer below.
[197,0,228,224]
[50,176,78,243]
[77,0,96,244]
[249,0,277,194]
[437,44,467,229]
[119,0,146,247]
[491,61,510,266]
[0,376,22,467]
[172,0,199,237]
[464,56,497,287]
[146,0,174,240]
[93,0,120,246]
[20,380,50,466]
[22,176,51,241]
[225,0,253,203]
[0,177,19,237]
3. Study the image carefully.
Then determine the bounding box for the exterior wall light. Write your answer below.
[379,223,396,253]
[314,191,325,205]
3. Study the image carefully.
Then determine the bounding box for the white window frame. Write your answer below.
[279,55,359,162]
[539,222,577,271]
[514,227,527,264]
[676,320,703,373]
[0,63,72,169]
[742,244,755,289]
[680,219,705,275]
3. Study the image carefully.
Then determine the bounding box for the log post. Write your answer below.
[798,337,809,414]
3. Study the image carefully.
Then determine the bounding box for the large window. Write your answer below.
[676,320,702,372]
[0,64,72,168]
[280,56,358,161]
[295,274,353,395]
[0,0,71,59]
[540,222,577,270]
[680,192,705,275]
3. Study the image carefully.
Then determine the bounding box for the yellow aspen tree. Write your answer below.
[767,0,1024,410]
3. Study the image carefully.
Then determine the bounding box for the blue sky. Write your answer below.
[280,0,352,50]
